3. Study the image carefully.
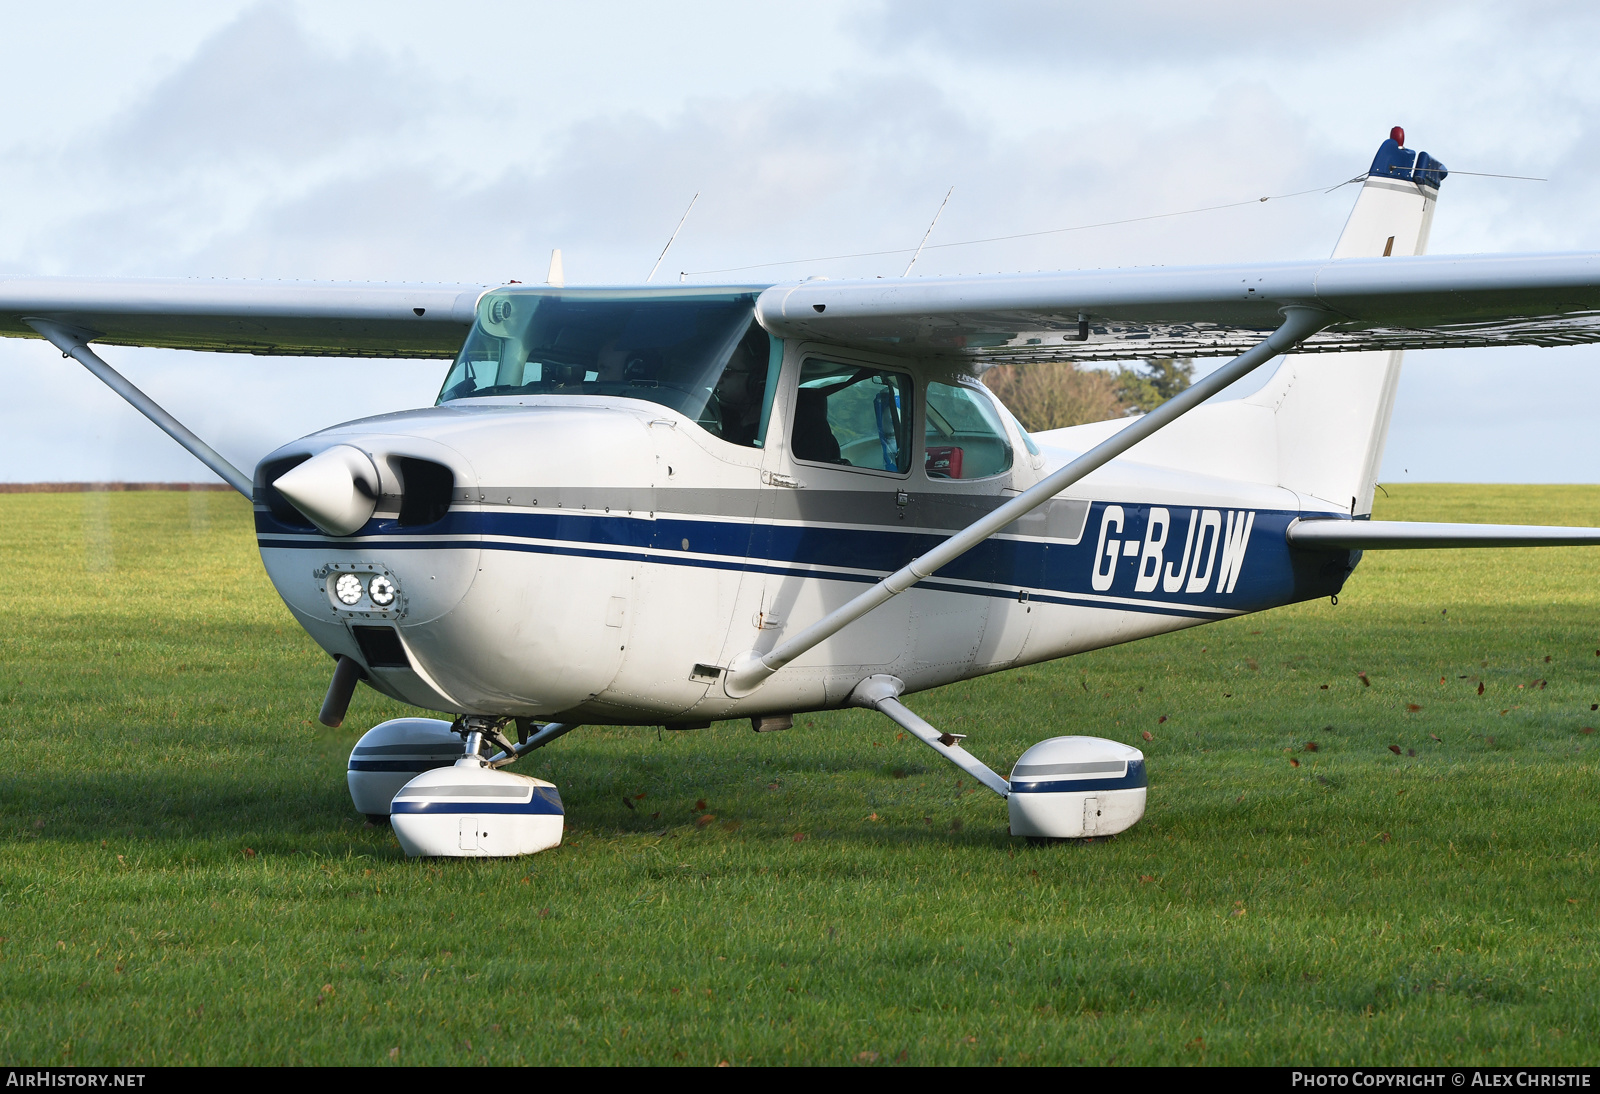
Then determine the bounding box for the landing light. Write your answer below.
[334,574,364,606]
[369,575,397,607]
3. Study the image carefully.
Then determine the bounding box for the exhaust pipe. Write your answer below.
[319,655,365,728]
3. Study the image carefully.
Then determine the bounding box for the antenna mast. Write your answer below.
[647,192,699,283]
[902,186,954,277]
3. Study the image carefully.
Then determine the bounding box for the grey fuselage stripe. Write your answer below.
[447,487,1090,541]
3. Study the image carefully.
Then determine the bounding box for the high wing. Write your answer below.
[8,253,1600,363]
[753,252,1600,362]
[0,276,487,358]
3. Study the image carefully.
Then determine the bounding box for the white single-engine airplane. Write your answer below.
[6,129,1600,856]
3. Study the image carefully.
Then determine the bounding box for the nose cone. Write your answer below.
[273,444,381,536]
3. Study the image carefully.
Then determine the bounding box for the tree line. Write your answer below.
[983,359,1192,432]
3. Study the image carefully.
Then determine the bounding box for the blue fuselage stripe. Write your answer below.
[259,501,1351,617]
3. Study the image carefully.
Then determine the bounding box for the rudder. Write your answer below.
[1246,128,1447,515]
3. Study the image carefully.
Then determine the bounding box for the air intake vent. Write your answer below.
[396,458,454,527]
[353,626,411,669]
[258,454,315,528]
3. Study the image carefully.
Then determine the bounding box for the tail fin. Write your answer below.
[1247,128,1446,515]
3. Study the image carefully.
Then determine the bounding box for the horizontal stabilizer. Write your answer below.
[1288,519,1600,550]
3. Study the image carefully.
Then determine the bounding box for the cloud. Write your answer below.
[868,0,1499,63]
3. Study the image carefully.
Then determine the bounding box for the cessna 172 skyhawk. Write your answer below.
[5,129,1600,856]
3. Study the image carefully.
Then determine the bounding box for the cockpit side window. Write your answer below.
[924,381,1015,479]
[790,359,912,474]
[702,321,782,448]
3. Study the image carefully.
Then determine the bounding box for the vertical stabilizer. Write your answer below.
[1247,128,1446,515]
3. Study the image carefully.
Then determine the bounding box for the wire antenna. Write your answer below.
[902,186,954,277]
[685,175,1366,278]
[647,192,700,283]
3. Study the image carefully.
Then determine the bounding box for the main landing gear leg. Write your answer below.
[849,675,1150,841]
[849,675,1010,798]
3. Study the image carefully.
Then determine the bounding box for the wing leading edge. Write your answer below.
[0,276,488,358]
[753,252,1600,363]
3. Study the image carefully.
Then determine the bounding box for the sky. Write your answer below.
[1,0,1598,484]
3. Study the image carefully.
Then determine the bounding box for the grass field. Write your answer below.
[1,484,1597,1065]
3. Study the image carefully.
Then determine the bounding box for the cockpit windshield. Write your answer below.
[438,287,782,447]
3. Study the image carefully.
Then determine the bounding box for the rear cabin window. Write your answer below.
[924,381,1014,479]
[790,359,912,474]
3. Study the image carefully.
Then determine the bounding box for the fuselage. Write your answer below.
[254,289,1356,723]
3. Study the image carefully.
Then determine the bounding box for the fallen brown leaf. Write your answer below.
[1406,703,1423,712]
[1478,682,1485,695]
[1388,744,1402,755]
[1358,672,1371,686]
[1139,875,1155,883]
[696,814,715,828]
[856,1051,879,1063]
[1157,715,1167,724]
[1304,741,1319,752]
[1582,727,1595,735]
[694,799,707,812]
[1430,734,1442,742]
[1141,730,1153,741]
[1289,758,1300,767]
[243,847,257,858]
[792,832,806,842]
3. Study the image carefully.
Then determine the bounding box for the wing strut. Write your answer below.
[26,318,252,497]
[723,305,1332,698]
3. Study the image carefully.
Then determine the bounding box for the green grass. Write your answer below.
[1,484,1597,1065]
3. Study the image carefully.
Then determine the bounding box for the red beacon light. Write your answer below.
[1391,126,1406,147]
